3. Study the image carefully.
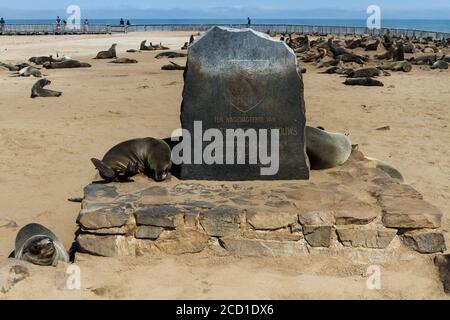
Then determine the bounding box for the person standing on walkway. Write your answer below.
[83,19,89,33]
[0,17,5,34]
[247,17,251,28]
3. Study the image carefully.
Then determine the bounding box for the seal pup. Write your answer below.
[344,77,384,87]
[94,44,117,59]
[347,67,390,78]
[155,51,187,59]
[43,60,91,69]
[365,157,405,183]
[91,138,172,183]
[161,61,185,70]
[31,79,62,98]
[305,126,352,170]
[109,58,138,64]
[431,60,449,70]
[14,223,69,266]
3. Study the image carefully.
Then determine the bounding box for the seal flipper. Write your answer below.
[91,158,116,182]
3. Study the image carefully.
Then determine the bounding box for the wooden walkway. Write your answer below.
[1,23,449,40]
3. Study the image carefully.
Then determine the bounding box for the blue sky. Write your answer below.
[1,0,450,19]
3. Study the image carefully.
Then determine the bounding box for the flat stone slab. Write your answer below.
[75,150,445,258]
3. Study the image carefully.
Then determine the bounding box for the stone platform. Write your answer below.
[75,151,446,258]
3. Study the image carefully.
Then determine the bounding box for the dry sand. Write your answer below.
[0,32,449,299]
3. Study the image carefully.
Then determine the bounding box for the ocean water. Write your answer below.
[4,19,450,33]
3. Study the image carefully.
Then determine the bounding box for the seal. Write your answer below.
[155,52,187,59]
[14,66,42,77]
[365,157,405,183]
[14,223,69,266]
[161,61,185,70]
[344,77,384,86]
[95,44,117,59]
[435,254,450,294]
[109,58,138,64]
[29,55,55,65]
[140,40,155,51]
[336,53,367,64]
[91,137,172,183]
[410,54,437,65]
[31,79,62,98]
[347,67,390,78]
[431,60,449,70]
[43,60,91,69]
[379,61,412,72]
[365,39,380,51]
[375,47,395,60]
[305,126,352,170]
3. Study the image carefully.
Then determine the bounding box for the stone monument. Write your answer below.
[177,26,309,180]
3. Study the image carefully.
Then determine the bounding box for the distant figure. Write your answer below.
[189,34,195,45]
[247,17,251,28]
[63,19,67,31]
[56,16,61,32]
[120,18,125,26]
[0,17,5,33]
[126,20,131,26]
[83,19,89,33]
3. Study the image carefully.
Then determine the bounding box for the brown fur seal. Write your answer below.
[380,61,412,72]
[155,52,187,59]
[365,157,405,183]
[336,53,367,64]
[347,67,390,78]
[161,61,185,70]
[365,39,380,51]
[15,223,69,266]
[140,40,155,51]
[95,44,117,59]
[31,79,62,98]
[431,60,449,70]
[91,138,172,183]
[410,54,437,65]
[43,60,91,69]
[305,126,352,170]
[109,58,138,64]
[14,66,42,77]
[344,77,384,86]
[375,47,395,60]
[29,56,55,65]
[393,43,405,62]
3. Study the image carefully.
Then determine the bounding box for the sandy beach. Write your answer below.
[0,31,449,299]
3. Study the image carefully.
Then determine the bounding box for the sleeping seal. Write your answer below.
[95,44,117,59]
[43,60,91,69]
[305,126,352,170]
[109,58,138,64]
[14,223,69,266]
[13,66,42,77]
[29,55,55,65]
[431,60,449,70]
[347,67,390,78]
[91,138,172,183]
[379,61,412,72]
[344,77,384,87]
[161,61,185,70]
[31,79,62,98]
[155,52,187,59]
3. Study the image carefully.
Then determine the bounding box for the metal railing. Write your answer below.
[1,23,449,40]
[0,24,110,35]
